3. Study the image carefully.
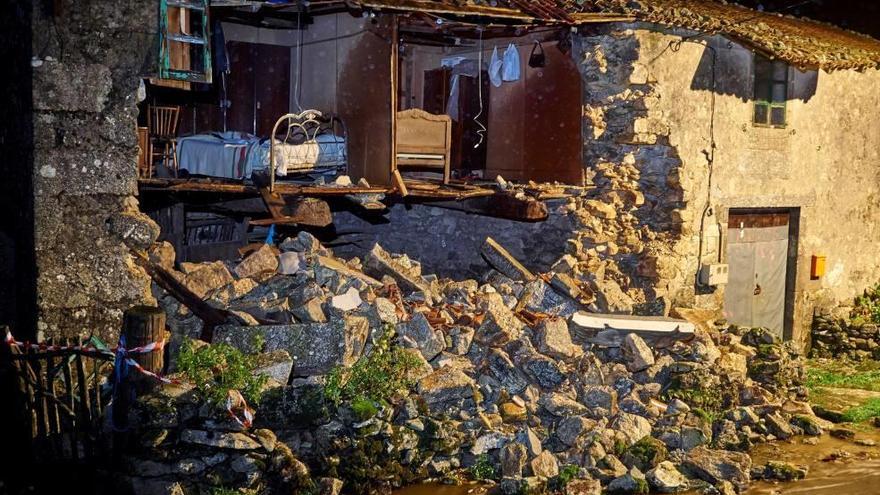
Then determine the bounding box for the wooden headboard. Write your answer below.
[396,108,451,155]
[396,108,451,183]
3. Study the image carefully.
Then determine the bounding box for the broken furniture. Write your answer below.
[395,108,452,184]
[137,126,150,178]
[147,105,181,177]
[268,110,348,191]
[148,204,251,263]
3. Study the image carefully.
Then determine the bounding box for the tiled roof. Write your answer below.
[352,0,880,71]
[580,0,880,71]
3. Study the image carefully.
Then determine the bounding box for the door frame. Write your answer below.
[723,207,800,340]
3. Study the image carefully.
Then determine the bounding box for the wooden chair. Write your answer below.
[396,108,452,184]
[147,105,181,177]
[136,126,150,178]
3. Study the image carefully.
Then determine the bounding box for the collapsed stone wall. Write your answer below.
[139,232,823,495]
[330,201,576,280]
[574,25,701,316]
[30,0,160,341]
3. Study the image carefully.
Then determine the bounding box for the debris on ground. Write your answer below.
[137,233,823,495]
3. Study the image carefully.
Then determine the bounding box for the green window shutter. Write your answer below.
[158,0,212,83]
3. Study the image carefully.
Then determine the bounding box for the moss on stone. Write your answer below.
[763,461,807,481]
[625,436,668,470]
[350,398,378,422]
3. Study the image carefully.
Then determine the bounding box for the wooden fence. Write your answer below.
[4,332,115,463]
[1,306,166,465]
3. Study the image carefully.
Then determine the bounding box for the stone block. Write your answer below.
[213,316,369,377]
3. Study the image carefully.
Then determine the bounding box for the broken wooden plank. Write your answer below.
[139,178,388,197]
[259,186,288,219]
[481,237,536,282]
[569,312,696,349]
[131,251,231,342]
[549,272,594,304]
[344,193,387,211]
[315,255,384,288]
[253,190,333,227]
[413,191,549,219]
[393,169,409,197]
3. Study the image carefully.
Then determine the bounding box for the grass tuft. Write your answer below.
[805,360,880,392]
[470,454,497,482]
[176,337,269,406]
[841,398,880,423]
[324,324,423,407]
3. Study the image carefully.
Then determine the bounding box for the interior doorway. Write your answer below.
[422,67,490,173]
[724,209,799,339]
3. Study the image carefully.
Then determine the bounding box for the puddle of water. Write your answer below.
[394,483,488,495]
[746,429,880,495]
[394,429,880,495]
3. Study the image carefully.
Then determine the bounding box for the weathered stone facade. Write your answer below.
[573,23,880,346]
[28,0,160,341]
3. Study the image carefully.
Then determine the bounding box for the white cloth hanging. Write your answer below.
[489,46,503,88]
[445,59,479,121]
[502,43,521,82]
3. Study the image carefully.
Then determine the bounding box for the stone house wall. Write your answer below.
[575,22,880,346]
[8,7,880,347]
[26,0,161,341]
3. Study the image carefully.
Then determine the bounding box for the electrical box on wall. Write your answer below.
[811,255,826,280]
[700,263,729,286]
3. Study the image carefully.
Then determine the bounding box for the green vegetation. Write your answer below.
[176,337,268,406]
[691,407,717,423]
[324,324,423,408]
[548,464,580,491]
[612,438,628,457]
[625,436,668,470]
[211,488,241,495]
[662,386,725,418]
[350,397,379,422]
[806,360,880,392]
[806,359,880,424]
[841,398,880,423]
[557,464,579,485]
[470,454,497,482]
[851,283,880,325]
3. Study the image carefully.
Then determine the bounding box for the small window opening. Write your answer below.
[753,55,787,127]
[158,0,212,83]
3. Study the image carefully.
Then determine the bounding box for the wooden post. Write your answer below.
[122,306,166,388]
[113,306,165,460]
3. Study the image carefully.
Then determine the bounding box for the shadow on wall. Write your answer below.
[0,0,35,337]
[689,43,818,102]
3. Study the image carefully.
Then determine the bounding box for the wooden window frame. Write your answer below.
[752,55,788,128]
[158,0,212,83]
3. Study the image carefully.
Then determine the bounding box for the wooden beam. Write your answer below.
[480,237,536,282]
[131,251,231,342]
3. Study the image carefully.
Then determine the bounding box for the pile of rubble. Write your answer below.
[141,233,827,495]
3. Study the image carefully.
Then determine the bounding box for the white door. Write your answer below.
[724,211,790,338]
